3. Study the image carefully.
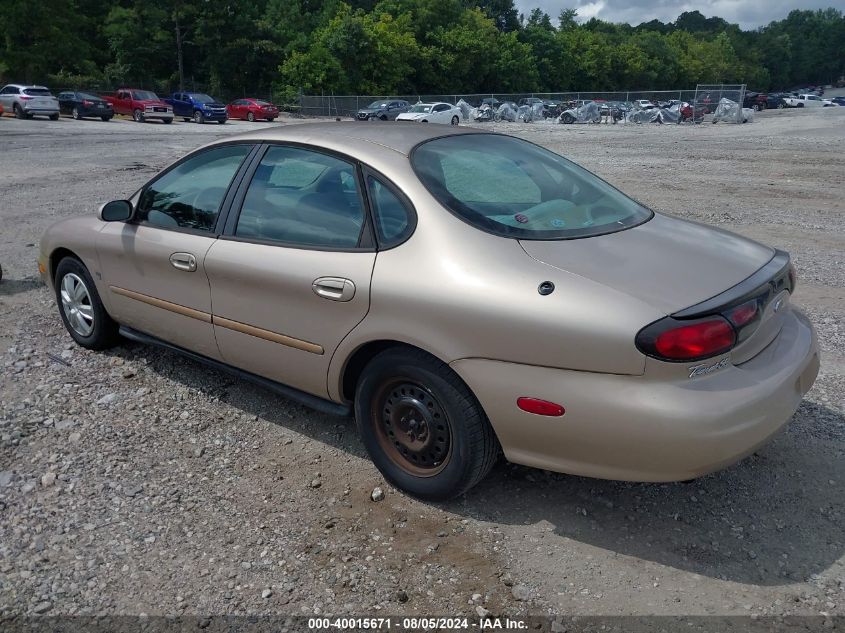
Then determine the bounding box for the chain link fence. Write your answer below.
[299,90,708,118]
[693,84,747,122]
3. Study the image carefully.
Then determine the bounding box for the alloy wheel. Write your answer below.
[60,273,95,337]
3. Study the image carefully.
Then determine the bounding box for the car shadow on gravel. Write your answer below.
[0,276,42,296]
[113,341,842,587]
[451,400,844,587]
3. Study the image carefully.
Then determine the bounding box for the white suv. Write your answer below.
[0,84,60,119]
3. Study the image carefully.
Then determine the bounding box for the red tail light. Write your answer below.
[637,316,736,362]
[19,95,32,100]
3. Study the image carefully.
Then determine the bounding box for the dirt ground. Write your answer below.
[1,105,843,621]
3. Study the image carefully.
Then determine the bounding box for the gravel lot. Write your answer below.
[1,107,843,621]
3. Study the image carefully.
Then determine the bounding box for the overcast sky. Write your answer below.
[514,0,845,29]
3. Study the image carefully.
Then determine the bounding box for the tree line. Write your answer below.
[1,0,843,102]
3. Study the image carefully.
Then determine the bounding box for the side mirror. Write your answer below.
[98,200,133,222]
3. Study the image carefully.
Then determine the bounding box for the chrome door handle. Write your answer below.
[312,277,355,302]
[169,252,197,272]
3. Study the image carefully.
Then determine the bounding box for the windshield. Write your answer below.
[191,93,215,103]
[132,90,158,100]
[367,101,388,109]
[409,104,432,113]
[23,88,52,97]
[412,134,652,240]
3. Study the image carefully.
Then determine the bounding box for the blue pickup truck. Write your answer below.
[163,92,228,124]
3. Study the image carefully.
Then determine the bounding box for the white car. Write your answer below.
[634,99,657,110]
[782,93,834,108]
[396,102,461,125]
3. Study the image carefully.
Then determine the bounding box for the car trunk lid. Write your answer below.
[519,213,775,315]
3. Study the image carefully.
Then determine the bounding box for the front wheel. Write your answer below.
[217,119,226,124]
[354,348,499,500]
[49,113,59,121]
[54,257,119,350]
[14,104,25,119]
[162,118,172,124]
[193,110,204,124]
[133,109,144,122]
[777,102,785,109]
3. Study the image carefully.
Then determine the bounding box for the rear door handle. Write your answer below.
[170,252,197,272]
[312,277,355,302]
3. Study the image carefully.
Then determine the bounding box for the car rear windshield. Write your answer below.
[411,134,653,240]
[23,88,52,96]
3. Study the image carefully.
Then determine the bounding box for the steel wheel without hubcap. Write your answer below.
[60,273,94,337]
[373,380,452,477]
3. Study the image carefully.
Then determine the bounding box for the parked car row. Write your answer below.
[0,83,281,123]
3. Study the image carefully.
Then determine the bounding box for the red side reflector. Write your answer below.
[517,397,565,417]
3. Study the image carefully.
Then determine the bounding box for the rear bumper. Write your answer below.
[452,307,819,482]
[23,104,59,115]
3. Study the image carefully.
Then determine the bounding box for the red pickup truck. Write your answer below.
[102,89,174,123]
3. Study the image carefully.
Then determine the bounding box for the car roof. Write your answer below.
[5,84,48,89]
[219,122,484,156]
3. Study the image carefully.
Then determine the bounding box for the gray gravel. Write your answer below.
[0,107,843,618]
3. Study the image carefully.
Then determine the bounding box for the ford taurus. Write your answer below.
[39,124,820,500]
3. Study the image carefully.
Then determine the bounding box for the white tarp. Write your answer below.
[559,101,600,123]
[712,97,754,123]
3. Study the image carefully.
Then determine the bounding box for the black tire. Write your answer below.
[561,113,575,124]
[247,111,255,122]
[451,115,459,126]
[162,118,172,124]
[380,114,388,121]
[49,113,59,121]
[54,257,119,350]
[217,119,226,124]
[183,118,191,122]
[777,102,785,109]
[14,104,25,119]
[133,108,144,122]
[101,116,111,122]
[193,110,204,124]
[266,117,275,122]
[354,347,499,500]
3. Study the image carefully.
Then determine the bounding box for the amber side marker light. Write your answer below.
[517,397,565,417]
[38,262,46,274]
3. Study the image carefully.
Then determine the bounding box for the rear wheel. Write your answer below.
[54,257,119,350]
[247,111,255,122]
[101,116,111,122]
[267,117,275,122]
[14,104,25,119]
[354,347,499,500]
[72,107,82,120]
[133,109,144,122]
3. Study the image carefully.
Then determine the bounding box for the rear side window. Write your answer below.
[412,134,652,240]
[367,177,413,247]
[137,145,251,232]
[235,146,365,248]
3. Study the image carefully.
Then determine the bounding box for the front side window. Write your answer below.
[367,177,412,247]
[137,145,251,232]
[409,104,432,113]
[235,146,365,248]
[412,134,652,240]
